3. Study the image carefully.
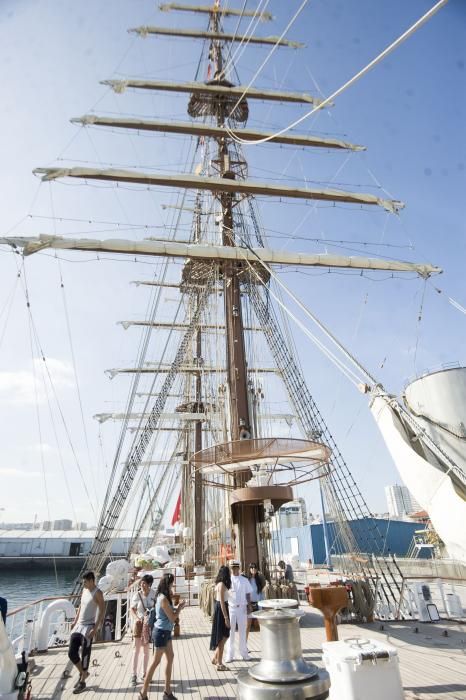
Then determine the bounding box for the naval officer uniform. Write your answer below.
[225,561,253,662]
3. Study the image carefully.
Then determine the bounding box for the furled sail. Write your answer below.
[128,26,304,48]
[71,115,365,151]
[101,78,321,105]
[32,167,404,213]
[1,234,440,277]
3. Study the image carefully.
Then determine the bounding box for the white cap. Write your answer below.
[231,560,241,567]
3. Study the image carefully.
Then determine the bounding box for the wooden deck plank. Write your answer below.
[27,604,466,700]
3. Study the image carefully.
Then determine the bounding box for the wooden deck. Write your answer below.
[29,603,466,699]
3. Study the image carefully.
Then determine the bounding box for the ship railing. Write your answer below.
[6,594,79,655]
[404,360,462,388]
[393,575,466,621]
[5,588,129,653]
[5,566,204,653]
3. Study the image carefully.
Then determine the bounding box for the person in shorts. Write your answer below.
[130,574,155,685]
[68,571,105,694]
[139,573,186,700]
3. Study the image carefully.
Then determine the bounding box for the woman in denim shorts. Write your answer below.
[139,573,186,700]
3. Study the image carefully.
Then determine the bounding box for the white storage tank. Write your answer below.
[322,638,403,700]
[404,366,466,474]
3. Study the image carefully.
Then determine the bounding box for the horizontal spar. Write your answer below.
[96,412,294,423]
[159,3,273,20]
[33,167,402,212]
[94,412,208,423]
[106,366,280,377]
[101,78,321,105]
[72,115,364,151]
[1,235,441,278]
[119,320,263,331]
[129,26,303,48]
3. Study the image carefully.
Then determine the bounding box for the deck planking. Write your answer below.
[28,603,466,699]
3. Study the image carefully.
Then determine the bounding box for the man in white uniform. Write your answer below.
[225,560,252,662]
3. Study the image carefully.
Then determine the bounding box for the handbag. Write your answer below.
[133,618,143,638]
[138,592,153,645]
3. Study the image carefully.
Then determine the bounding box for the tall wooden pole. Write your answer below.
[212,11,259,567]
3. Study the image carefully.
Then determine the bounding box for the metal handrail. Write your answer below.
[5,565,199,654]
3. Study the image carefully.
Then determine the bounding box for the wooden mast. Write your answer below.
[208,8,259,567]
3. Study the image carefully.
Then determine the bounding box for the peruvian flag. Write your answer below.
[171,492,181,526]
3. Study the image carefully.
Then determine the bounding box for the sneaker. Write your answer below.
[72,681,86,694]
[224,657,234,663]
[242,655,252,661]
[130,675,137,686]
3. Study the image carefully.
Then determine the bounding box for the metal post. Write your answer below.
[320,481,332,569]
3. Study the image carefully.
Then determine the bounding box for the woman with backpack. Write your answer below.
[139,572,186,700]
[130,574,155,686]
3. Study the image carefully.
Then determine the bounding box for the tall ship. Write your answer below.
[1,2,464,699]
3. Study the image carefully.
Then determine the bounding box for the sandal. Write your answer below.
[138,693,148,700]
[216,664,228,671]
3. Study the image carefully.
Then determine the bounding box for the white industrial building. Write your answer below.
[0,529,140,560]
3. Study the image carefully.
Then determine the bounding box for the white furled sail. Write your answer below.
[371,393,466,563]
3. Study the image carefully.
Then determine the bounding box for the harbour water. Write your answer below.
[0,567,80,612]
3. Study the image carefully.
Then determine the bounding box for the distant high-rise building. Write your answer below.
[53,519,72,530]
[385,484,420,518]
[74,522,88,531]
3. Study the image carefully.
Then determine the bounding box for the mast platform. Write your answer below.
[29,604,465,699]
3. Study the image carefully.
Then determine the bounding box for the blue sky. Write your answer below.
[0,0,464,527]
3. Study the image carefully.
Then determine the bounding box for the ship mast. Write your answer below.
[210,5,257,564]
[0,2,443,581]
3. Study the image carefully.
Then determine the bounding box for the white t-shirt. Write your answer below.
[131,589,156,620]
[229,574,252,606]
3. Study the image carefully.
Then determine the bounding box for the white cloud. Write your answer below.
[0,467,42,478]
[27,443,55,454]
[0,358,74,405]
